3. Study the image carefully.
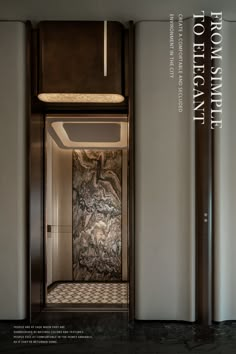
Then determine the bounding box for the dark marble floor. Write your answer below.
[1,312,236,353]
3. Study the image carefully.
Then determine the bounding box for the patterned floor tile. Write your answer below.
[47,282,129,304]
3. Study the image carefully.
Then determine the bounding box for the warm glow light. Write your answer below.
[38,93,125,103]
[49,121,128,149]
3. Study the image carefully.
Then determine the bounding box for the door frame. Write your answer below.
[42,113,132,312]
[29,22,135,321]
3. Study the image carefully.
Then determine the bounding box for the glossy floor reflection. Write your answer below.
[1,312,236,353]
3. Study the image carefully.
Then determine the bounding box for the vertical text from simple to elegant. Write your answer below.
[193,11,223,129]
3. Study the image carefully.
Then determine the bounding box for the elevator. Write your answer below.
[44,115,130,310]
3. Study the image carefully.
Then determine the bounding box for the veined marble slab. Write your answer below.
[72,150,122,281]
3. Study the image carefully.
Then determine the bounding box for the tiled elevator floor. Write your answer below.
[47,282,129,304]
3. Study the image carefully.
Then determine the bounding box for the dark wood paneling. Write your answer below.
[212,128,215,323]
[30,26,46,319]
[26,20,32,321]
[38,21,124,95]
[195,17,213,325]
[31,29,39,98]
[30,112,45,318]
[124,29,129,97]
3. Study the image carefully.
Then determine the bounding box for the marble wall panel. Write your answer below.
[72,150,122,281]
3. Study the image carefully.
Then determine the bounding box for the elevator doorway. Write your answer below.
[44,114,130,312]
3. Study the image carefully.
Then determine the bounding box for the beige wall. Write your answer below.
[0,22,27,319]
[46,131,73,287]
[135,20,195,321]
[0,0,235,21]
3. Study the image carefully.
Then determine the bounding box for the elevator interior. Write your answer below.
[44,115,129,309]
